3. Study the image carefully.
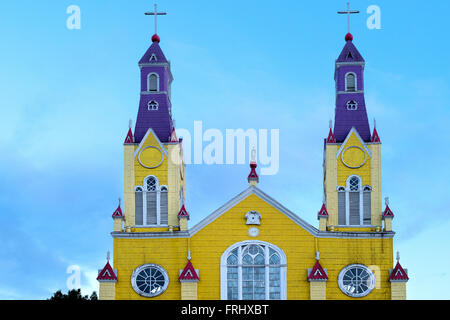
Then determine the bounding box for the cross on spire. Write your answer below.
[338,2,359,34]
[145,4,167,35]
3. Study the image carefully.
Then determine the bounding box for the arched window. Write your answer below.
[346,73,356,92]
[221,241,286,300]
[346,100,358,110]
[134,177,170,226]
[160,186,168,225]
[337,176,372,226]
[148,73,159,92]
[348,176,360,225]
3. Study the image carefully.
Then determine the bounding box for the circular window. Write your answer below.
[338,264,375,298]
[131,264,169,297]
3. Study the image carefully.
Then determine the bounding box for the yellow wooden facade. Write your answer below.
[96,122,407,300]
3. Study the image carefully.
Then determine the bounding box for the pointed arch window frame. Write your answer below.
[220,240,287,300]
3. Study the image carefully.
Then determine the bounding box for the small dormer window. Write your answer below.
[150,53,157,62]
[148,100,159,111]
[345,73,356,92]
[148,73,159,92]
[346,100,358,110]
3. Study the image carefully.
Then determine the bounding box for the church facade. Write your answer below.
[96,29,409,300]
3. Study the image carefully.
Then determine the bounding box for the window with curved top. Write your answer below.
[134,176,169,226]
[221,241,286,300]
[346,73,356,92]
[148,73,159,92]
[337,176,372,225]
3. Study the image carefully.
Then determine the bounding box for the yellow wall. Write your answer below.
[114,193,393,300]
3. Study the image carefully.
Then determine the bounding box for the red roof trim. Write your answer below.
[317,203,329,219]
[382,204,394,218]
[308,261,328,281]
[179,260,199,281]
[124,128,134,144]
[96,261,117,281]
[177,205,189,219]
[326,128,336,143]
[112,204,123,218]
[371,127,381,143]
[389,262,409,281]
[169,128,178,142]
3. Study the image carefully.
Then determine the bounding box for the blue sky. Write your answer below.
[0,0,448,299]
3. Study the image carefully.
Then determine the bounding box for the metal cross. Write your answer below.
[338,2,360,33]
[145,4,167,35]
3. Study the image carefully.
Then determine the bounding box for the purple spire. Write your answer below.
[134,37,174,143]
[333,36,371,142]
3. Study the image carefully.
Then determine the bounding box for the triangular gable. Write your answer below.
[134,128,168,159]
[307,261,328,281]
[389,262,409,281]
[189,186,319,237]
[138,41,168,65]
[179,260,199,281]
[97,261,117,281]
[336,127,372,159]
[336,40,365,63]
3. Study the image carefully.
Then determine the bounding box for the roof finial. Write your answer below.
[107,250,110,261]
[315,251,320,260]
[374,118,377,129]
[129,119,132,129]
[187,250,191,261]
[338,2,359,41]
[145,4,167,42]
[396,251,400,262]
[248,146,259,186]
[385,196,389,206]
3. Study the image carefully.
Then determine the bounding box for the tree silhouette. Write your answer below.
[48,289,98,300]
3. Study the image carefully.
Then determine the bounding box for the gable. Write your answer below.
[190,187,318,240]
[134,128,169,187]
[336,128,372,186]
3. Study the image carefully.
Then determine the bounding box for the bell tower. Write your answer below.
[322,25,383,230]
[121,7,186,233]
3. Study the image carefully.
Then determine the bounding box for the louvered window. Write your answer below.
[346,73,356,91]
[148,73,158,92]
[160,186,168,225]
[338,187,346,225]
[363,186,372,225]
[135,187,144,225]
[338,177,372,226]
[134,176,169,226]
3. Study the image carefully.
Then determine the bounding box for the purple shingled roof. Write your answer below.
[138,40,168,65]
[336,39,365,63]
